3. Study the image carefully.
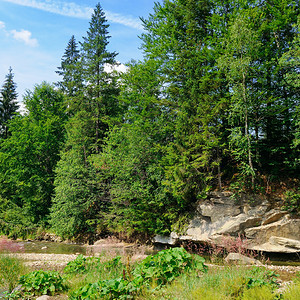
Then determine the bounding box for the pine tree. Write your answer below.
[0,67,19,139]
[56,35,83,98]
[50,3,120,239]
[80,2,119,153]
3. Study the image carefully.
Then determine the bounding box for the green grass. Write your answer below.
[146,265,281,299]
[0,254,28,293]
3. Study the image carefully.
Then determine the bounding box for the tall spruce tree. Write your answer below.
[80,2,119,153]
[56,35,83,99]
[50,3,120,239]
[0,67,19,139]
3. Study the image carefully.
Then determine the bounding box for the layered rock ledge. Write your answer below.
[154,192,300,254]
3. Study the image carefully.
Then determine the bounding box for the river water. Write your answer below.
[16,241,300,266]
[18,240,86,255]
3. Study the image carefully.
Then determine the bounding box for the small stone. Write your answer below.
[225,253,262,265]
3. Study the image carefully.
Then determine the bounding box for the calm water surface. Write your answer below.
[18,241,86,254]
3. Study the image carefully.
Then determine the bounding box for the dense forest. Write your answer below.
[0,0,299,242]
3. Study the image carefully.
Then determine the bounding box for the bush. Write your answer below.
[69,278,138,300]
[19,270,68,296]
[64,254,124,275]
[70,247,207,299]
[282,189,300,214]
[64,254,91,274]
[133,247,207,287]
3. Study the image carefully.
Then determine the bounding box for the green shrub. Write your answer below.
[64,254,90,274]
[245,268,279,290]
[64,254,123,275]
[70,247,207,299]
[133,247,207,287]
[69,278,139,300]
[19,270,68,296]
[282,189,300,214]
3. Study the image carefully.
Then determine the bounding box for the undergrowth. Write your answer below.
[1,242,300,299]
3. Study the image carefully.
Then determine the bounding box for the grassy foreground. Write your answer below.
[0,241,300,299]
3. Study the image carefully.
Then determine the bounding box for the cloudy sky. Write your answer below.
[0,0,160,103]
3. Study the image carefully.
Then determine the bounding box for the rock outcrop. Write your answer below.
[153,192,300,253]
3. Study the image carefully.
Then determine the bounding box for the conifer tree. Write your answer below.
[51,3,120,239]
[0,67,19,139]
[56,35,83,98]
[80,2,119,153]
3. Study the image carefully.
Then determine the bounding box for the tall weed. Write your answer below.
[0,237,26,292]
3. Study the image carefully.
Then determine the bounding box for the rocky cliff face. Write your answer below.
[154,192,300,253]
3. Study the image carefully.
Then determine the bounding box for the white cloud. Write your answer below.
[3,0,143,30]
[0,20,38,47]
[0,21,5,30]
[104,62,128,73]
[10,29,38,47]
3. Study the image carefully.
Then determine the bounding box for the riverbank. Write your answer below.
[2,244,300,299]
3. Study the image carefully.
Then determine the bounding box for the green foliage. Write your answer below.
[96,122,177,236]
[0,82,67,227]
[69,247,207,299]
[19,270,68,296]
[56,35,83,98]
[0,196,36,238]
[151,264,279,300]
[64,254,89,274]
[141,0,223,205]
[133,247,207,287]
[245,268,279,290]
[64,254,123,275]
[1,0,300,241]
[2,289,28,300]
[69,278,137,300]
[50,148,101,239]
[50,3,121,240]
[282,189,300,214]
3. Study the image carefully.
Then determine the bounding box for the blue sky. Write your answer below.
[0,0,160,103]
